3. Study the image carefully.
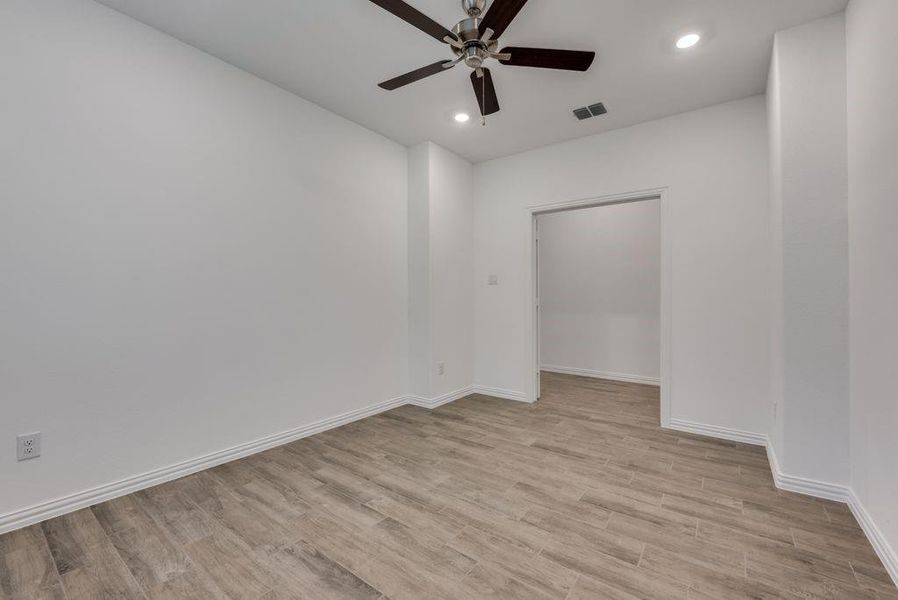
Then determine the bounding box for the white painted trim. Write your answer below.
[1,382,527,535]
[0,394,407,535]
[666,422,849,501]
[658,191,673,427]
[406,386,475,409]
[764,442,850,502]
[525,187,671,427]
[848,489,898,588]
[5,391,897,588]
[410,384,531,409]
[665,418,896,588]
[541,365,660,386]
[526,187,668,214]
[666,418,767,446]
[472,385,530,403]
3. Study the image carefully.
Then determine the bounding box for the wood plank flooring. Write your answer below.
[1,371,895,599]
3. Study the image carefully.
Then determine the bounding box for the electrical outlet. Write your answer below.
[437,362,445,376]
[17,432,41,461]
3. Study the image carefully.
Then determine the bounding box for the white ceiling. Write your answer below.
[95,0,847,162]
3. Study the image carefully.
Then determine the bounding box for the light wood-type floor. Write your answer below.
[2,372,896,599]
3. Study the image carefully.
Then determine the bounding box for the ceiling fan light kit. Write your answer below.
[370,0,596,122]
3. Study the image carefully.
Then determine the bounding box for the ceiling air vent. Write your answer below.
[573,102,607,120]
[588,102,607,116]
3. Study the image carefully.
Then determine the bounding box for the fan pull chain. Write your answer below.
[481,73,487,126]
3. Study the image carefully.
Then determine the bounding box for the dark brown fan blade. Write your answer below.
[478,0,528,38]
[471,68,500,116]
[378,60,455,90]
[368,0,455,43]
[499,47,596,71]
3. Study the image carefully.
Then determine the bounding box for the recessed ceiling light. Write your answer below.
[454,112,470,123]
[676,33,701,49]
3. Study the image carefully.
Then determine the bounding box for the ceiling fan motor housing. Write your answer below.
[452,17,499,68]
[452,17,482,43]
[462,0,486,17]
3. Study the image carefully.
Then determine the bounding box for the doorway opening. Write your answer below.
[527,189,671,426]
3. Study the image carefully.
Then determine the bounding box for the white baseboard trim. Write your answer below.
[764,442,850,502]
[666,418,767,446]
[406,386,475,409]
[472,385,530,403]
[667,418,896,588]
[7,393,895,589]
[847,489,898,588]
[0,382,536,535]
[0,394,407,535]
[541,365,661,386]
[665,421,851,503]
[407,383,531,408]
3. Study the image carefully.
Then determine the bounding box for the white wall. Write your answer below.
[407,142,475,401]
[846,0,898,570]
[538,200,661,384]
[0,0,408,519]
[766,13,850,485]
[428,145,475,397]
[474,96,771,434]
[407,145,432,398]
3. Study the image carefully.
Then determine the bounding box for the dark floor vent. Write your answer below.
[573,102,607,120]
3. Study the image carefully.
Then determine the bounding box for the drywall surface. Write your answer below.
[538,201,660,383]
[846,0,898,567]
[473,96,771,434]
[407,142,475,400]
[407,144,432,398]
[767,13,850,485]
[427,144,475,397]
[0,0,408,516]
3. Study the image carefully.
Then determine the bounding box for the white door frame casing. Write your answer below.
[526,187,672,426]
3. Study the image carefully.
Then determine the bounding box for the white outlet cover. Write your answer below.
[17,432,41,461]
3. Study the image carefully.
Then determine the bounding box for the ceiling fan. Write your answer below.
[369,0,596,121]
